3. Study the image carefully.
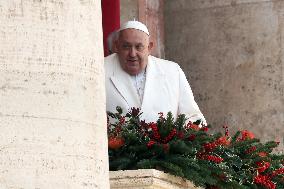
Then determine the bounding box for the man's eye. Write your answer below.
[136,45,145,51]
[122,44,131,49]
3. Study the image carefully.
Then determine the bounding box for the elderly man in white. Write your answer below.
[104,20,206,124]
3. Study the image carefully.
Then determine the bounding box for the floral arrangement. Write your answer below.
[107,107,284,189]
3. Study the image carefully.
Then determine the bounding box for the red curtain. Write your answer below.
[102,0,120,56]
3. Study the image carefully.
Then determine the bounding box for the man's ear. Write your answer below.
[114,40,120,51]
[148,42,154,51]
[113,40,118,53]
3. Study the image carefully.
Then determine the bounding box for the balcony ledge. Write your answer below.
[110,169,203,189]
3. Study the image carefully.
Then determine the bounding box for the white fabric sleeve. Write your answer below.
[177,66,207,125]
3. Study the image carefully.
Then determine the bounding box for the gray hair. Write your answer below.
[107,31,118,54]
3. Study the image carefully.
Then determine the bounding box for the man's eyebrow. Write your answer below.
[120,41,131,44]
[121,41,144,45]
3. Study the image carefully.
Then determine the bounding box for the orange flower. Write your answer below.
[188,123,200,131]
[108,137,125,149]
[241,130,255,140]
[216,136,230,146]
[258,152,267,157]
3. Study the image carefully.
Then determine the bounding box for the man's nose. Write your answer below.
[129,47,137,57]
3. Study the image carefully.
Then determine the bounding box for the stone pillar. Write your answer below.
[0,1,109,188]
[165,0,284,148]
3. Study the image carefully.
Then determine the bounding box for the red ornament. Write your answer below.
[108,137,125,149]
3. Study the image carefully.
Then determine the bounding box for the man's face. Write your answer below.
[116,29,153,75]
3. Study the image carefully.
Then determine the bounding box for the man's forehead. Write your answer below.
[119,29,149,40]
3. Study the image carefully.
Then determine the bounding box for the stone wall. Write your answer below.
[120,0,139,24]
[164,0,284,148]
[0,0,109,188]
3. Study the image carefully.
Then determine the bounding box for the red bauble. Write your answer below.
[108,137,125,149]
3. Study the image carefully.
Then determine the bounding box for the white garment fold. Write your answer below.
[131,69,146,103]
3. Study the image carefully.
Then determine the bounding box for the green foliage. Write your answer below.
[107,107,284,189]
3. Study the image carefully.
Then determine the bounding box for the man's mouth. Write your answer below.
[127,59,138,63]
[127,59,138,64]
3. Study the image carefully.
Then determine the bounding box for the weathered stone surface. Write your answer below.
[139,0,165,58]
[165,0,284,150]
[120,0,139,24]
[0,0,109,188]
[110,169,202,189]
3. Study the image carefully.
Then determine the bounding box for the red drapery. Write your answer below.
[102,0,120,57]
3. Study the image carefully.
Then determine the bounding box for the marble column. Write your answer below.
[0,0,109,188]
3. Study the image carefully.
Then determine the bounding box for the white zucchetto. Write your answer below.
[119,20,150,36]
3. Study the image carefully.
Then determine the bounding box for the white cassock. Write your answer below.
[104,53,206,124]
